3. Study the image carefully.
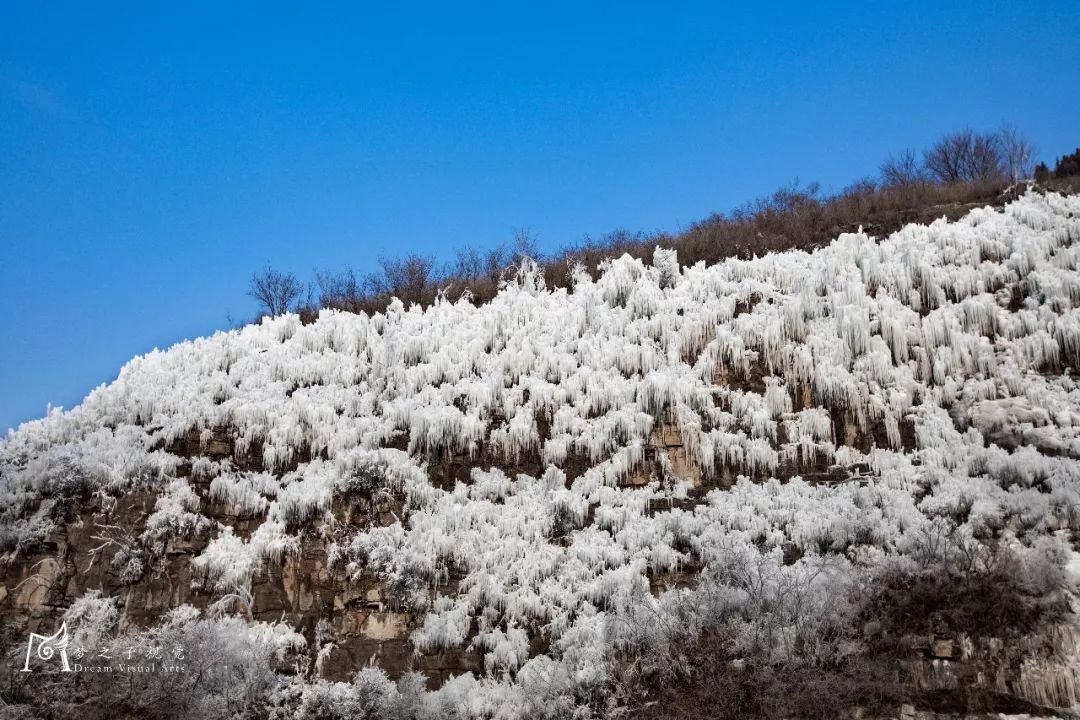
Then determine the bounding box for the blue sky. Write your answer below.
[1,2,1078,433]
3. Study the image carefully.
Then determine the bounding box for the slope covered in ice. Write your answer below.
[3,190,1080,716]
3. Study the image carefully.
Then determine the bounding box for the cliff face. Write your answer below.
[3,191,1080,719]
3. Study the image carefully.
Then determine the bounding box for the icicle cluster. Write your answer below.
[3,190,1080,703]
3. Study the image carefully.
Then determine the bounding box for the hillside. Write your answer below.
[3,190,1080,719]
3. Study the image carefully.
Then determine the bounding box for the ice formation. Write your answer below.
[3,190,1080,711]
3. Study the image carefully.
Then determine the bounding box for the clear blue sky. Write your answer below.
[1,2,1078,433]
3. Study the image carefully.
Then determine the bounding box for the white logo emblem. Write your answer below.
[22,622,71,672]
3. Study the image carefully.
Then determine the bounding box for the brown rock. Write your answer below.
[931,637,954,659]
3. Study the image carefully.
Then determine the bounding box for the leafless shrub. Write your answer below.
[84,521,146,584]
[998,123,1036,183]
[509,227,540,266]
[248,266,303,317]
[364,254,439,307]
[314,269,364,312]
[880,148,929,189]
[453,244,511,303]
[923,128,1006,184]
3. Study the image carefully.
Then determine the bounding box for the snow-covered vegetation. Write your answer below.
[3,191,1080,718]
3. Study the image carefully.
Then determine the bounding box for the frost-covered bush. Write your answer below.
[0,423,176,556]
[190,521,297,593]
[353,667,400,712]
[600,530,1073,720]
[7,601,307,720]
[335,457,389,501]
[208,472,274,517]
[63,589,118,649]
[297,680,371,720]
[143,478,212,554]
[864,520,1073,643]
[298,668,399,720]
[0,450,97,554]
[291,669,496,720]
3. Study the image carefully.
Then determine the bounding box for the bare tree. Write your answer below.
[365,254,438,306]
[510,227,540,265]
[248,266,303,317]
[484,246,510,286]
[314,268,363,312]
[998,123,1036,183]
[454,246,484,288]
[923,128,1005,183]
[452,245,506,301]
[879,148,928,187]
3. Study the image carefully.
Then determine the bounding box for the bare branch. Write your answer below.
[248,266,303,317]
